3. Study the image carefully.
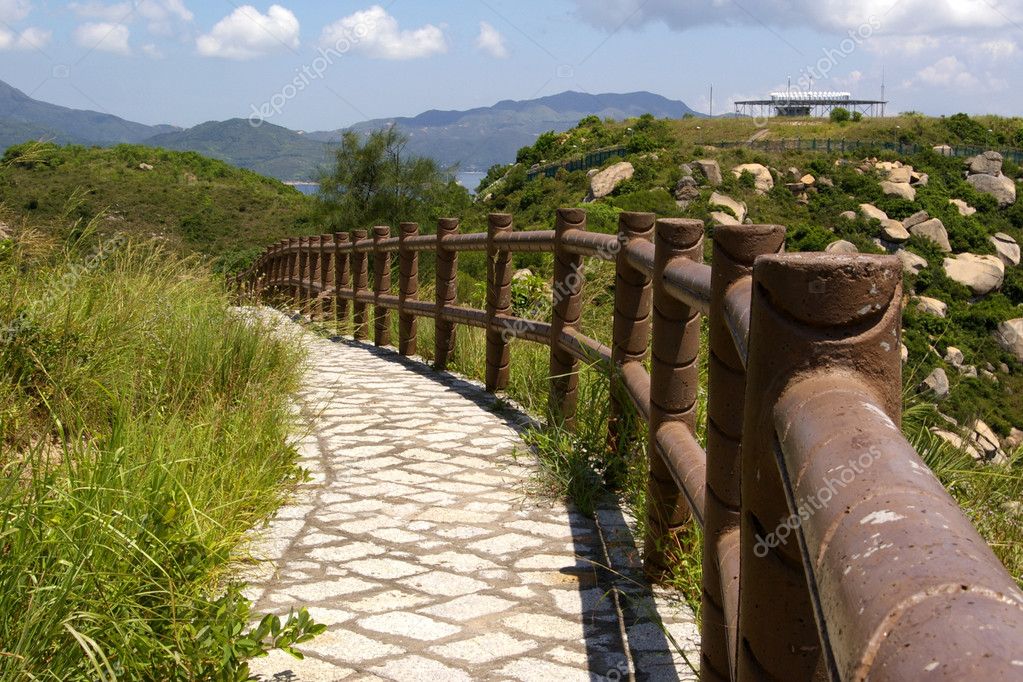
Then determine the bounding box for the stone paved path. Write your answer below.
[242,309,699,681]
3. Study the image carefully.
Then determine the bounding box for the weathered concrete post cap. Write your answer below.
[713,224,786,261]
[373,225,390,237]
[619,212,656,233]
[488,213,512,230]
[753,253,901,326]
[555,207,586,225]
[655,218,704,249]
[400,222,418,236]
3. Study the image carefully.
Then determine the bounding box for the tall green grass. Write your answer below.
[0,228,319,679]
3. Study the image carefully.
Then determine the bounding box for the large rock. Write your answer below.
[991,232,1021,267]
[825,240,858,254]
[880,181,916,201]
[909,218,951,252]
[933,144,953,156]
[903,210,930,229]
[709,211,740,226]
[886,166,913,184]
[995,319,1023,362]
[932,429,982,460]
[949,198,977,216]
[920,368,950,399]
[859,203,888,222]
[970,419,1008,465]
[839,210,857,221]
[709,192,747,222]
[589,162,634,199]
[943,253,1005,295]
[944,346,965,367]
[897,249,928,275]
[967,151,1003,176]
[967,173,1016,207]
[916,296,947,317]
[694,159,722,186]
[732,163,774,194]
[881,219,910,243]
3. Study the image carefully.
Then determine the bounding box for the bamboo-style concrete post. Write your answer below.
[736,254,902,681]
[316,233,332,321]
[608,212,655,455]
[307,236,321,319]
[700,224,786,682]
[644,218,704,580]
[275,240,287,298]
[398,222,419,356]
[334,232,351,334]
[372,225,392,347]
[288,237,299,307]
[300,236,313,315]
[549,208,587,428]
[434,218,459,370]
[351,229,369,341]
[485,213,513,392]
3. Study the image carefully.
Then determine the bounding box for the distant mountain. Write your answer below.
[0,79,177,148]
[144,119,331,181]
[310,91,703,171]
[0,82,702,180]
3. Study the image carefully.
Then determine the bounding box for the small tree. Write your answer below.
[830,107,851,124]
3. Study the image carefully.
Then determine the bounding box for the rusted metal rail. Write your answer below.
[234,211,1023,681]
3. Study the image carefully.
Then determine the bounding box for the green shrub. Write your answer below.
[830,107,851,124]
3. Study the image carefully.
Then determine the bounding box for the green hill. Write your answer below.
[0,142,317,268]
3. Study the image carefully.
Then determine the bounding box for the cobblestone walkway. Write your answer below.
[243,310,699,681]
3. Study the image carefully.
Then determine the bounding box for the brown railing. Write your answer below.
[233,210,1023,681]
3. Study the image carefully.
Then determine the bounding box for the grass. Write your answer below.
[0,219,323,679]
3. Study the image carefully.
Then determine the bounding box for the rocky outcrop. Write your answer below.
[674,175,700,203]
[916,296,948,317]
[903,210,930,229]
[588,162,634,200]
[731,164,774,194]
[920,367,950,399]
[709,192,747,222]
[825,240,858,254]
[943,254,1005,295]
[967,151,1003,176]
[991,233,1021,267]
[944,346,965,367]
[881,219,909,243]
[967,172,1016,207]
[897,249,928,275]
[880,180,916,201]
[949,198,977,216]
[909,218,951,252]
[995,319,1023,362]
[859,204,888,222]
[970,419,1009,465]
[694,159,722,186]
[932,429,982,460]
[709,212,740,226]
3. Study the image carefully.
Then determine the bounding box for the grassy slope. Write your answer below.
[0,142,319,270]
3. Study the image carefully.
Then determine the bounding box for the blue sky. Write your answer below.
[0,1,1020,131]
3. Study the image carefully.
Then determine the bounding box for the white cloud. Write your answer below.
[980,39,1017,60]
[0,25,50,50]
[914,56,979,88]
[141,42,163,58]
[70,1,132,22]
[74,21,131,54]
[0,0,31,23]
[475,21,508,58]
[70,1,192,37]
[197,4,299,60]
[320,5,446,60]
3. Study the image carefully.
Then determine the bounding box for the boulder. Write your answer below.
[880,181,916,201]
[991,232,1021,267]
[933,144,954,156]
[896,249,928,275]
[139,163,154,171]
[903,210,930,229]
[967,151,1003,176]
[970,419,1004,461]
[839,210,857,221]
[886,166,913,184]
[932,429,982,460]
[881,219,910,243]
[825,240,858,254]
[995,319,1023,362]
[589,162,634,199]
[943,253,1005,295]
[1004,427,1023,451]
[709,211,740,226]
[921,368,950,399]
[709,192,747,222]
[967,173,1016,207]
[901,343,909,363]
[694,159,723,186]
[916,296,948,318]
[911,172,929,187]
[675,185,700,203]
[960,365,978,378]
[859,203,888,222]
[800,173,816,186]
[731,163,774,194]
[949,198,977,217]
[909,218,951,252]
[944,346,965,367]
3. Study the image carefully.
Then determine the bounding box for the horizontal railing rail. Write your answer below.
[233,209,1023,681]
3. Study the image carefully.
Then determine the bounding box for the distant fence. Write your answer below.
[524,139,1023,182]
[234,211,1023,681]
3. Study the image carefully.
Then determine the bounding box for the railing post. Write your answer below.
[351,229,369,341]
[434,218,459,370]
[308,236,321,319]
[300,236,313,316]
[316,233,331,321]
[644,219,704,581]
[736,254,903,681]
[700,224,786,682]
[485,213,513,392]
[372,225,391,347]
[549,208,588,428]
[288,237,300,308]
[398,222,419,356]
[274,240,285,299]
[334,232,351,335]
[608,212,655,455]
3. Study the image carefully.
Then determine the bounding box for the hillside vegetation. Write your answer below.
[0,142,317,270]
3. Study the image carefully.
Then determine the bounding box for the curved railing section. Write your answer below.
[233,210,1023,681]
